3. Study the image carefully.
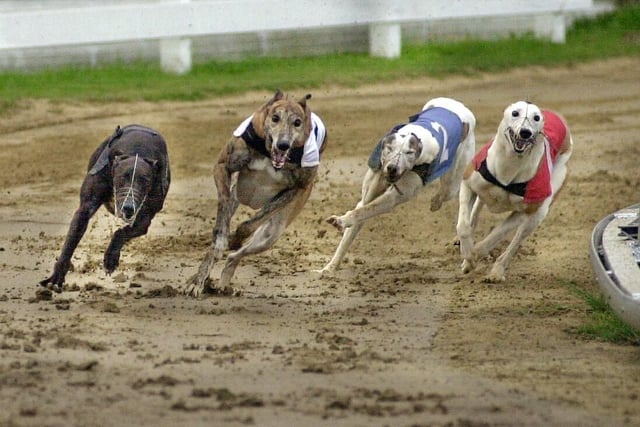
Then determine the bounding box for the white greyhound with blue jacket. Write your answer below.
[318,97,476,273]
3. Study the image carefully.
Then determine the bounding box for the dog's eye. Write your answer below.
[405,150,415,155]
[271,114,280,123]
[511,110,519,117]
[293,118,302,127]
[533,114,541,122]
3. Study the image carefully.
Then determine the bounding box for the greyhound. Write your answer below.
[456,101,573,282]
[183,90,327,297]
[40,125,170,291]
[318,97,476,274]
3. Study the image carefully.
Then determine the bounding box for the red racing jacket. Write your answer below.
[472,110,567,204]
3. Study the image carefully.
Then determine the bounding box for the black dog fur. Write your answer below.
[40,124,170,291]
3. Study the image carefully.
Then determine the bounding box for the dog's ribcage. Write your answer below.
[236,157,294,209]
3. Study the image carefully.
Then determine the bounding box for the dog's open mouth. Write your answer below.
[507,128,536,154]
[270,147,289,169]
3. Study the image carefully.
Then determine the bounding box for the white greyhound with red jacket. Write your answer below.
[456,100,573,282]
[318,97,476,273]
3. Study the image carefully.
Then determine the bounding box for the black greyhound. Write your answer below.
[40,125,171,291]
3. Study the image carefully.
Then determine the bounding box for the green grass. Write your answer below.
[568,283,640,346]
[0,5,639,111]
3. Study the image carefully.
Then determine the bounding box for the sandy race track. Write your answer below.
[1,58,639,427]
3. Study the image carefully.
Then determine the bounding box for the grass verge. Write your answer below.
[0,6,639,111]
[568,282,640,345]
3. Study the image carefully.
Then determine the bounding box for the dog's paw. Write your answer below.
[103,251,121,275]
[430,195,444,212]
[484,265,506,283]
[311,265,335,277]
[482,274,506,284]
[181,274,208,298]
[461,259,475,274]
[326,215,346,232]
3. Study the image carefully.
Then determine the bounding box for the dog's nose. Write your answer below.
[122,204,135,219]
[386,165,398,181]
[519,128,533,139]
[276,141,290,151]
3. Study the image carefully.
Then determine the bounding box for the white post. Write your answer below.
[534,13,566,44]
[160,37,192,74]
[369,22,402,58]
[550,14,567,44]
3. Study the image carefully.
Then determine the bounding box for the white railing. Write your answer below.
[0,0,597,74]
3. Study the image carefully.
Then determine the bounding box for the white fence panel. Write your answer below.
[0,0,600,74]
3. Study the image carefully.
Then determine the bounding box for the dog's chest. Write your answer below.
[468,174,531,214]
[236,157,294,208]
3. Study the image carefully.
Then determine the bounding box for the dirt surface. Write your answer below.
[1,58,639,427]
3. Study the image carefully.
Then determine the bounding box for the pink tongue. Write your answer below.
[272,153,286,169]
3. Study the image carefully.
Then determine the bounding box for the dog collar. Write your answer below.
[477,158,527,197]
[240,121,304,166]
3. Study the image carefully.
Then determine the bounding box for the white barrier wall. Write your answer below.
[0,0,609,73]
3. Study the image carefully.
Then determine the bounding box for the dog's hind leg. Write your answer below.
[319,169,387,273]
[230,167,318,250]
[469,197,484,231]
[485,206,548,282]
[219,201,298,290]
[474,211,527,260]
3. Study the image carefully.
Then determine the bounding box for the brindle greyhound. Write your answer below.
[183,90,327,297]
[40,125,170,291]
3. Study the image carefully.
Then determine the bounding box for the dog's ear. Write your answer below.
[267,89,285,107]
[298,93,312,111]
[299,94,313,140]
[109,149,125,163]
[253,90,285,137]
[142,157,159,170]
[409,134,422,154]
[380,134,395,151]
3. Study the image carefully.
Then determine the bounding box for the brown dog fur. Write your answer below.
[183,90,327,297]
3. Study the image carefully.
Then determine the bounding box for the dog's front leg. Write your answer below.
[327,172,421,232]
[456,182,478,274]
[184,139,249,297]
[40,200,103,291]
[104,214,153,274]
[40,176,108,291]
[212,138,248,254]
[486,207,548,283]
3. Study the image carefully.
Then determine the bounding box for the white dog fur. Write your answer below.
[456,100,573,282]
[318,97,476,274]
